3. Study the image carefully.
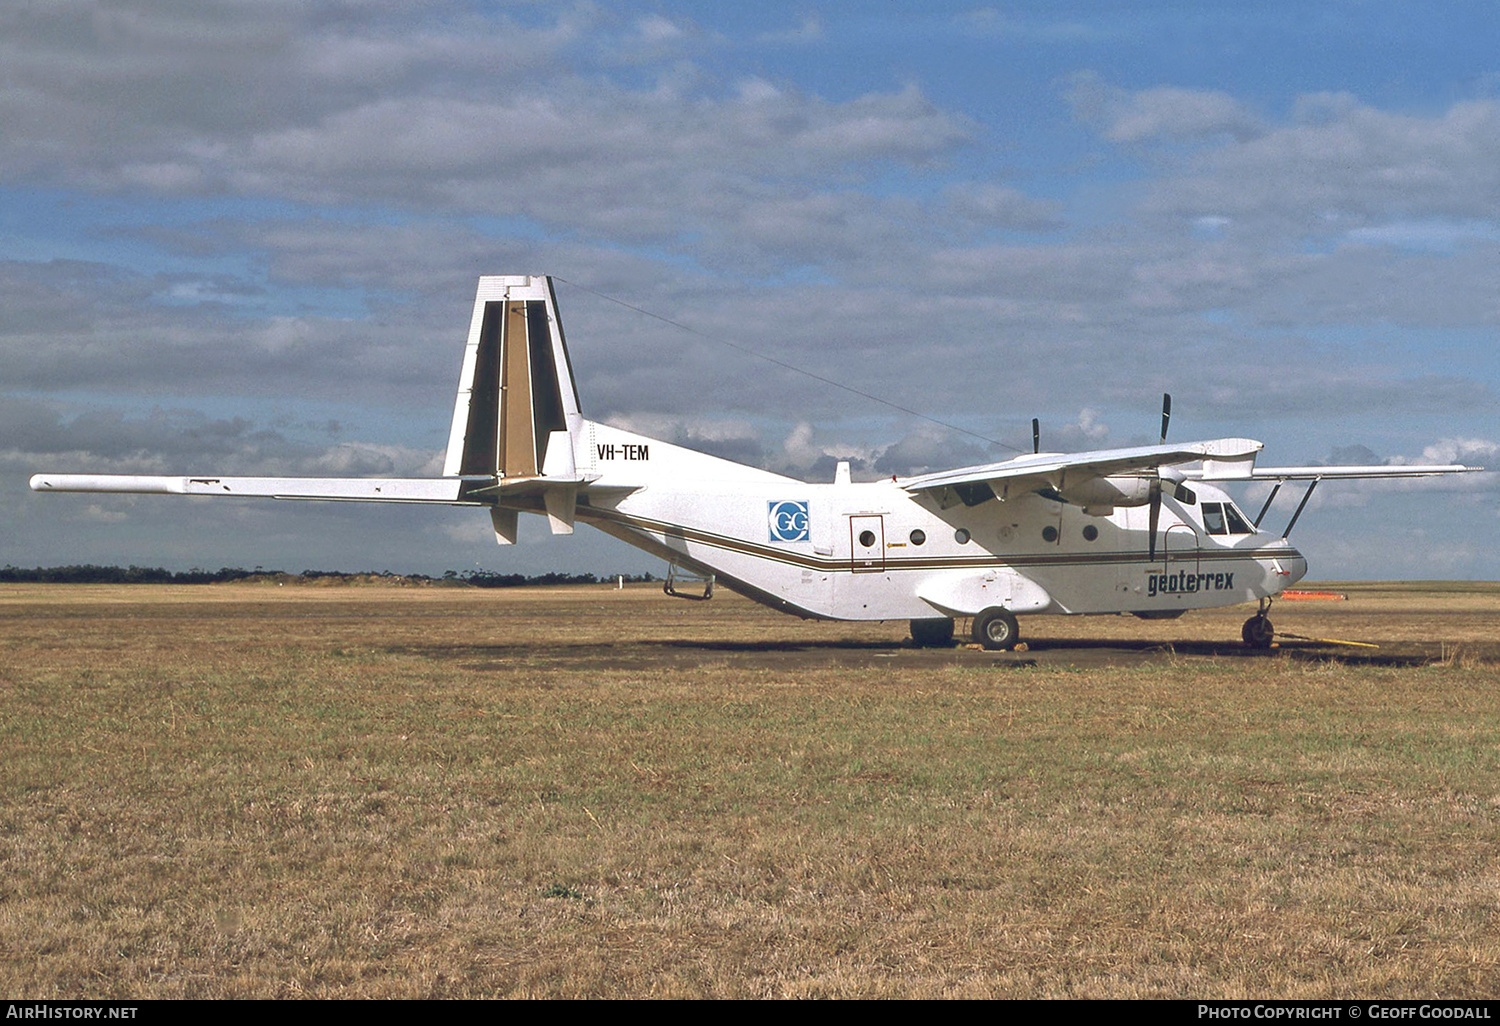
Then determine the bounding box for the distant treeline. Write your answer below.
[0,565,657,587]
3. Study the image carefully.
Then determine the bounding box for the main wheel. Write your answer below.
[909,618,955,647]
[972,607,1020,651]
[1242,614,1274,649]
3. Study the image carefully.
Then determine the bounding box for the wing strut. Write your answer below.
[1282,478,1321,539]
[1253,483,1282,528]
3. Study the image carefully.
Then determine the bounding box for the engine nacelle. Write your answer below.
[1054,474,1154,511]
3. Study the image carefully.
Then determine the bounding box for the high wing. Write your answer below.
[898,437,1264,506]
[1183,463,1482,481]
[898,436,1483,523]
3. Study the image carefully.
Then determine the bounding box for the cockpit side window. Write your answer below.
[1202,502,1227,535]
[1203,501,1253,536]
[1223,503,1253,535]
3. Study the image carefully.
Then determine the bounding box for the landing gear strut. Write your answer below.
[1242,598,1274,649]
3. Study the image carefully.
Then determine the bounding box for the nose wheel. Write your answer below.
[1242,599,1275,649]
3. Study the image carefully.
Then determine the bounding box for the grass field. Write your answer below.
[1,581,1497,998]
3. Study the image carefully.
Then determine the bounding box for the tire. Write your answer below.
[909,618,955,647]
[972,607,1020,651]
[1242,614,1274,649]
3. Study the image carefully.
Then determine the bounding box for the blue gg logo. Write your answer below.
[768,500,810,542]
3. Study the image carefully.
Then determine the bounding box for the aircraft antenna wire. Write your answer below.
[554,277,1017,452]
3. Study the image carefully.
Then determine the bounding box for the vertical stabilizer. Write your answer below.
[443,276,582,479]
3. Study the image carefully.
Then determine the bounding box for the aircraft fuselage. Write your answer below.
[573,421,1307,622]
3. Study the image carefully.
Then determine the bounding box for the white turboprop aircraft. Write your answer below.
[31,275,1482,650]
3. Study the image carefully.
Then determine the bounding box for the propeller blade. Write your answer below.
[1032,418,1040,454]
[1148,478,1162,562]
[1159,393,1172,444]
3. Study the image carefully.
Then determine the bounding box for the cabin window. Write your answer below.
[1082,524,1098,542]
[909,529,926,546]
[858,529,877,547]
[954,528,970,544]
[1042,525,1058,543]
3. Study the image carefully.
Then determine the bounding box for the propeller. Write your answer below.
[1032,418,1041,455]
[1148,393,1171,562]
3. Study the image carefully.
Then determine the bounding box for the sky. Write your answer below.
[3,0,1497,580]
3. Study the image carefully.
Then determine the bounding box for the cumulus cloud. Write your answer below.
[0,258,468,409]
[1417,437,1499,466]
[941,183,1065,233]
[0,2,975,277]
[1067,73,1264,144]
[771,420,994,481]
[1136,93,1500,227]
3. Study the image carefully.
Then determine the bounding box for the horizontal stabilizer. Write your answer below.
[462,473,597,498]
[29,474,482,504]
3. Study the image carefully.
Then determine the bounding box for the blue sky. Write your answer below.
[3,1,1497,579]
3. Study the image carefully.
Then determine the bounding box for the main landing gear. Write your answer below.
[972,607,1020,651]
[910,610,1020,650]
[1242,598,1275,649]
[909,617,955,648]
[909,610,1022,651]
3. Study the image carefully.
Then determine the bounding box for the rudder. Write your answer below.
[443,275,582,480]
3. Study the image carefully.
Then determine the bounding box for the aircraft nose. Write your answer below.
[1284,547,1308,586]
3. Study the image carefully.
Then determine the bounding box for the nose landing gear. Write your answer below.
[1242,598,1275,649]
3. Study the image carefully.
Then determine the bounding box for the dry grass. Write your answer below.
[1,582,1498,998]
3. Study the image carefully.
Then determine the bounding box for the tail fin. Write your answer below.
[443,275,582,480]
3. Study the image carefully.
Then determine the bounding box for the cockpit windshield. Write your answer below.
[1201,501,1254,536]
